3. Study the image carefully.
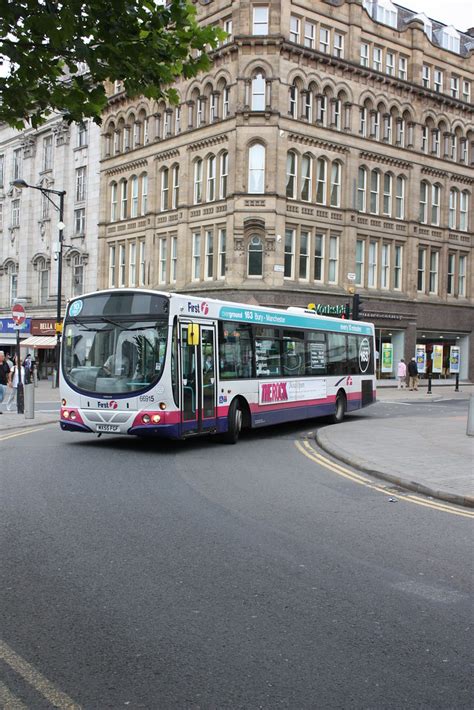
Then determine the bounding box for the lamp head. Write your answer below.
[12,179,29,190]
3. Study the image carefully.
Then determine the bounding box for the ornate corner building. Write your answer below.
[98,0,473,379]
[0,115,101,377]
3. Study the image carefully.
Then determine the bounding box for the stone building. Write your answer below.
[98,0,473,379]
[0,115,100,377]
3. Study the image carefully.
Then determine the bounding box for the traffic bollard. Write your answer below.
[455,373,459,392]
[427,373,432,395]
[24,383,35,419]
[467,395,474,437]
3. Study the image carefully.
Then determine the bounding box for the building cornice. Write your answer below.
[187,133,229,152]
[288,132,349,155]
[105,158,148,176]
[359,150,413,170]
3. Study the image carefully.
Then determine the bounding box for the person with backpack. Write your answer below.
[407,357,419,391]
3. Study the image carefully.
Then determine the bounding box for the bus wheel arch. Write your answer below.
[332,389,347,424]
[222,396,250,444]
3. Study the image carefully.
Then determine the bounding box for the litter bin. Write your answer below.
[24,383,35,419]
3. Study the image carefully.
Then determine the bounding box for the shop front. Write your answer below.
[0,317,31,356]
[415,332,468,380]
[21,319,57,380]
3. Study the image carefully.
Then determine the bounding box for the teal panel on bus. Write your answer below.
[218,307,373,336]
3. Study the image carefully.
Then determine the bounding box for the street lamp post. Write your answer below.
[12,179,67,388]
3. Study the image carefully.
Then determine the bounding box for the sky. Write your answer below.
[401,0,474,31]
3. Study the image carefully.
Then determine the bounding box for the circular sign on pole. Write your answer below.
[11,303,26,326]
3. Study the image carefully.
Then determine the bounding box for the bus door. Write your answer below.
[180,322,217,434]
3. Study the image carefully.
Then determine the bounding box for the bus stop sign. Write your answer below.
[11,303,26,327]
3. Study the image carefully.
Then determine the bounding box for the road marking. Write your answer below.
[0,640,80,709]
[0,681,28,709]
[295,438,474,519]
[0,427,49,443]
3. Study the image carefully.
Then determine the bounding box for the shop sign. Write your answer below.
[416,344,426,373]
[312,304,346,316]
[381,343,393,373]
[449,346,460,374]
[432,344,443,374]
[0,317,31,335]
[31,318,56,336]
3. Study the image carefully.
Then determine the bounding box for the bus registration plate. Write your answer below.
[96,424,120,433]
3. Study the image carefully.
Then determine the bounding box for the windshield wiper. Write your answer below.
[69,317,111,332]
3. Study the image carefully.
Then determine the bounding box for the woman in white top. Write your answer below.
[397,358,407,389]
[6,360,25,411]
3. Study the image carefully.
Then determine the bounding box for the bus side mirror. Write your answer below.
[187,323,200,346]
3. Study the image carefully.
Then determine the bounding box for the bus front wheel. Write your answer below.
[223,399,242,444]
[332,391,346,424]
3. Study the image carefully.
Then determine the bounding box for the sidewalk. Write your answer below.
[0,378,60,431]
[317,384,474,508]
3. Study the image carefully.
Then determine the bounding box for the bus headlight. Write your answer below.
[159,402,167,410]
[151,414,161,423]
[70,411,77,420]
[142,414,151,424]
[63,410,70,418]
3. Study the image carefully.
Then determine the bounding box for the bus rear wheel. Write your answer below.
[332,391,346,424]
[223,399,242,444]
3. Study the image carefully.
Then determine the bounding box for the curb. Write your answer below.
[315,428,474,509]
[0,417,57,433]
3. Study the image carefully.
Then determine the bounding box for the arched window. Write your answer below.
[130,176,139,217]
[120,179,128,220]
[370,170,380,214]
[7,262,18,304]
[289,82,298,118]
[330,162,341,207]
[395,176,405,219]
[383,173,392,216]
[449,188,458,229]
[301,154,312,201]
[251,73,266,111]
[194,159,203,204]
[172,165,179,209]
[248,236,263,277]
[161,168,169,211]
[316,158,327,204]
[431,184,441,225]
[357,167,367,212]
[460,190,469,231]
[248,144,265,194]
[220,152,228,199]
[110,182,118,222]
[286,151,297,199]
[140,173,148,215]
[419,181,428,223]
[37,257,49,305]
[72,253,84,297]
[207,155,216,201]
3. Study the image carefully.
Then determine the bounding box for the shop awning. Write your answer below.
[21,336,57,349]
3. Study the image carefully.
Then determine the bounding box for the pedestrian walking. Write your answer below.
[407,357,419,391]
[397,358,407,389]
[6,359,25,411]
[0,351,11,414]
[23,353,32,384]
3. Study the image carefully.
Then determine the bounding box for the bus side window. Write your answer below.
[347,335,359,375]
[219,321,253,379]
[327,333,346,376]
[282,332,305,376]
[305,332,327,375]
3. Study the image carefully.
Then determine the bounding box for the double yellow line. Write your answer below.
[295,437,474,519]
[0,427,49,443]
[0,640,80,708]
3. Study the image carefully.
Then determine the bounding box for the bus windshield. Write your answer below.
[62,318,168,395]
